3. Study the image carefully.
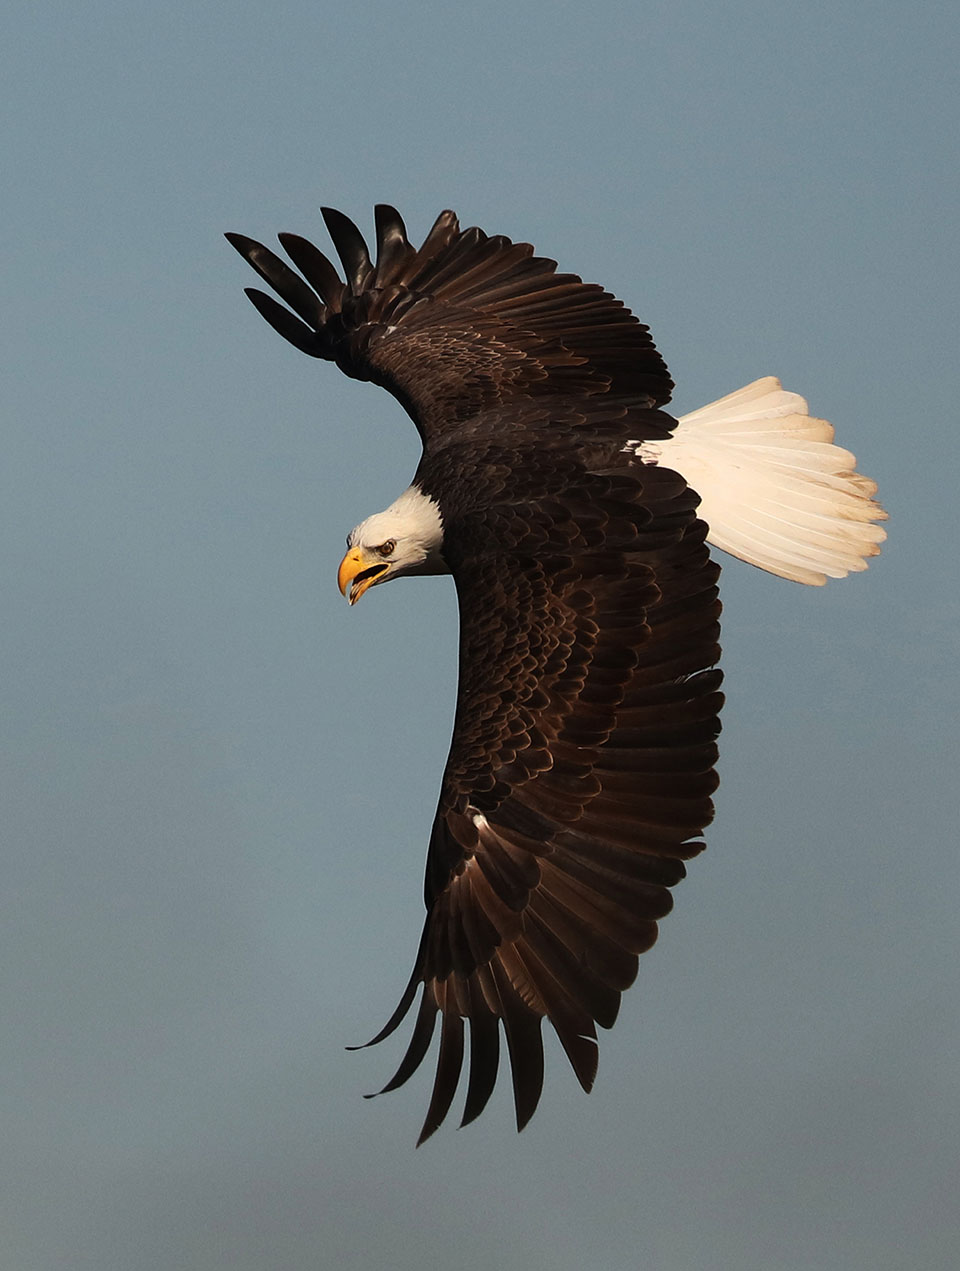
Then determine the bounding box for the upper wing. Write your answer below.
[361,455,722,1143]
[226,205,674,446]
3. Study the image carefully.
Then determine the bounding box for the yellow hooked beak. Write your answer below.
[337,546,390,605]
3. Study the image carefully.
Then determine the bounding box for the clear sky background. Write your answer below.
[3,2,958,1268]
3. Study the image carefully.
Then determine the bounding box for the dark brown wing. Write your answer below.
[226,204,674,446]
[227,205,721,1141]
[360,445,722,1143]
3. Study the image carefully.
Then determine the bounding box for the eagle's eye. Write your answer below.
[377,539,396,558]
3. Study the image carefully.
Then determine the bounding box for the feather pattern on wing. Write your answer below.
[226,205,675,444]
[380,452,721,1141]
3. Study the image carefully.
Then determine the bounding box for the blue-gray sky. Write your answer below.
[3,2,958,1268]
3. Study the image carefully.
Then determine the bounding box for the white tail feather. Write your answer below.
[632,377,887,585]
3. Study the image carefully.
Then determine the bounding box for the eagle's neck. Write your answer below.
[380,485,448,577]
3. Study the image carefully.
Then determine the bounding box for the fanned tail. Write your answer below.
[631,377,887,585]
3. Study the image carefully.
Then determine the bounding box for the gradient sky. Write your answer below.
[3,2,958,1268]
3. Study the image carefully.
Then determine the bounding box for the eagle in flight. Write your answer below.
[227,206,885,1143]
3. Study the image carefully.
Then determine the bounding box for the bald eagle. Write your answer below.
[226,206,886,1143]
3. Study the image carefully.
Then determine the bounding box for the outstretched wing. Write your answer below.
[362,453,722,1143]
[227,205,722,1140]
[226,204,674,446]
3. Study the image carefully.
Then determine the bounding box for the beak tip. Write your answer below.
[338,548,388,605]
[337,548,362,601]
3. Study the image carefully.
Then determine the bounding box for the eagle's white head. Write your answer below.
[338,485,447,604]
